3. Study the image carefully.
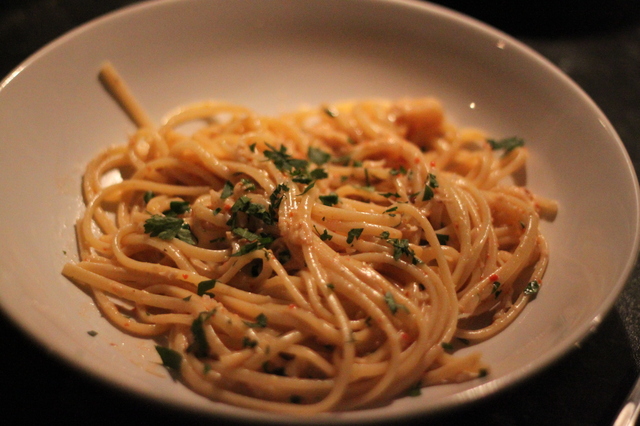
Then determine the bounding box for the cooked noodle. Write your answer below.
[62,63,557,414]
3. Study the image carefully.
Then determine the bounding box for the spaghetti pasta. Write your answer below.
[62,63,557,414]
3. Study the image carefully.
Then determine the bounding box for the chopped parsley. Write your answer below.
[331,155,352,166]
[241,178,256,191]
[487,136,525,155]
[315,226,333,241]
[188,310,216,358]
[308,146,331,165]
[144,215,197,245]
[492,281,502,298]
[232,227,260,241]
[264,143,308,174]
[230,230,274,257]
[87,330,98,337]
[422,173,439,201]
[380,233,421,265]
[156,345,182,371]
[220,180,234,199]
[390,166,408,176]
[441,342,454,351]
[299,180,316,195]
[143,191,155,204]
[524,280,540,295]
[406,381,422,397]
[346,228,364,244]
[227,196,273,227]
[242,337,258,348]
[244,313,268,328]
[323,107,338,118]
[163,200,191,216]
[384,291,408,315]
[436,233,450,245]
[269,183,290,210]
[319,193,339,206]
[197,279,217,296]
[380,192,401,198]
[263,144,328,189]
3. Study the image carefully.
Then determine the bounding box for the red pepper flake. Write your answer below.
[400,331,413,347]
[489,273,499,281]
[182,273,189,279]
[414,157,420,164]
[430,161,436,167]
[288,304,297,309]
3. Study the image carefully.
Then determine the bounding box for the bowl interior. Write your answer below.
[0,0,637,423]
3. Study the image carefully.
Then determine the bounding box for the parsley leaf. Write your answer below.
[384,291,408,315]
[143,191,155,204]
[346,228,364,244]
[244,313,268,328]
[406,381,422,397]
[315,226,333,241]
[390,166,408,176]
[487,136,525,154]
[188,311,215,358]
[492,281,502,298]
[227,196,273,227]
[383,236,421,264]
[197,279,217,296]
[308,147,331,165]
[380,192,401,198]
[323,107,338,117]
[319,193,339,206]
[241,178,256,191]
[230,230,274,257]
[144,215,197,245]
[269,183,289,209]
[163,200,191,216]
[232,227,260,241]
[242,337,258,348]
[264,144,308,174]
[156,345,182,371]
[422,173,439,201]
[524,280,540,295]
[220,180,234,199]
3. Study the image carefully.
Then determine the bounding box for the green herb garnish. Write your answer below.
[244,313,268,328]
[384,291,408,315]
[308,146,331,165]
[144,215,197,245]
[143,191,155,204]
[346,228,364,244]
[220,180,234,199]
[487,136,525,154]
[156,345,182,371]
[319,193,339,206]
[197,279,217,296]
[524,280,540,295]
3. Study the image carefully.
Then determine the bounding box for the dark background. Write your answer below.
[1,1,640,425]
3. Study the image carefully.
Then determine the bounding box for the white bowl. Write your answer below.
[0,0,638,423]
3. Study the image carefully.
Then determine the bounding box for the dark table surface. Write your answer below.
[2,1,640,425]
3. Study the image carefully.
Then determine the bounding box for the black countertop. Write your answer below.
[2,1,640,425]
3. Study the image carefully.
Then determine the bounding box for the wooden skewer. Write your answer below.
[98,61,154,129]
